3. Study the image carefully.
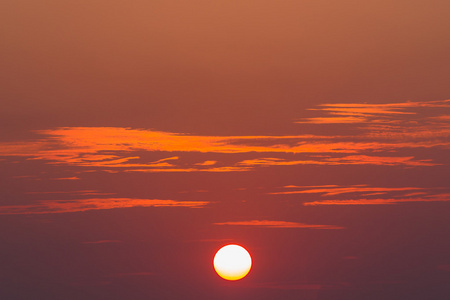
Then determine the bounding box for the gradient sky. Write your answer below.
[1,1,449,299]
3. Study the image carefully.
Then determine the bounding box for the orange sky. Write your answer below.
[1,1,449,299]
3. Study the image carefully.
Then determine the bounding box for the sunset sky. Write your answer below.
[1,1,449,299]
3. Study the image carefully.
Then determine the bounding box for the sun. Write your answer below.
[213,244,252,280]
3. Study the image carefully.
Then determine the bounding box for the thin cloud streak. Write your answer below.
[0,198,209,215]
[270,186,423,196]
[272,184,450,206]
[26,190,114,196]
[124,166,252,173]
[214,220,344,229]
[303,197,450,206]
[238,155,437,167]
[51,176,80,180]
[296,116,367,124]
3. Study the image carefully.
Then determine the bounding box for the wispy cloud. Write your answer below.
[272,184,450,206]
[296,100,450,142]
[124,166,252,173]
[0,99,448,172]
[323,155,438,166]
[51,176,80,180]
[26,190,114,196]
[238,155,437,167]
[270,185,423,196]
[298,99,450,124]
[214,220,344,229]
[0,198,209,215]
[195,160,217,166]
[303,196,450,206]
[296,116,368,124]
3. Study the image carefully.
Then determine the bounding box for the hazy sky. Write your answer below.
[1,1,449,299]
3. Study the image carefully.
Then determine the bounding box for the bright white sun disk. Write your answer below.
[213,244,252,280]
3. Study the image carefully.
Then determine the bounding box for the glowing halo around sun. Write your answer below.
[213,244,252,281]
